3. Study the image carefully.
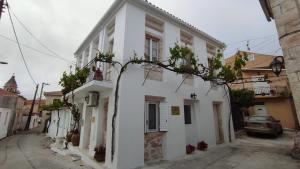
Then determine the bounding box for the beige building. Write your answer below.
[226,51,298,129]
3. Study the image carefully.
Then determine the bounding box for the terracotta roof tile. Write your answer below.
[225,51,280,69]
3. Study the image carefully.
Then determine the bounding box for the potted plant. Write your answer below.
[94,146,106,162]
[186,144,195,154]
[71,129,80,146]
[197,141,208,151]
[66,130,74,143]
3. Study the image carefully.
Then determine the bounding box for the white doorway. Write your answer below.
[213,103,224,144]
[184,101,198,146]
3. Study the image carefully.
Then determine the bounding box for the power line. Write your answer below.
[226,34,276,47]
[0,33,74,63]
[7,4,37,85]
[9,7,74,64]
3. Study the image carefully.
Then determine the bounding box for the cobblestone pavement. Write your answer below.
[0,129,93,169]
[139,131,300,169]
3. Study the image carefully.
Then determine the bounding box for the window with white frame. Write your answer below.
[145,35,160,62]
[145,99,168,133]
[104,39,113,81]
[77,55,83,68]
[145,101,159,132]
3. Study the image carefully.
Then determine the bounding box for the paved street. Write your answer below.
[140,132,300,169]
[0,130,299,169]
[0,129,93,169]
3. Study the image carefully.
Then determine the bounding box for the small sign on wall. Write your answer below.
[91,116,95,123]
[171,106,180,115]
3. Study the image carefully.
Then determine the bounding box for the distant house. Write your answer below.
[0,75,26,139]
[43,91,71,138]
[226,51,298,130]
[23,99,45,129]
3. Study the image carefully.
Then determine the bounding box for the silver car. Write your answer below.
[245,115,283,137]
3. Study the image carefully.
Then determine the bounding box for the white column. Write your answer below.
[79,102,87,149]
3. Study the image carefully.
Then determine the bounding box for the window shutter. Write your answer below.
[159,102,168,132]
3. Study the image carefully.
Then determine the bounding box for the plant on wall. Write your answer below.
[91,43,247,161]
[59,67,90,131]
[231,89,255,108]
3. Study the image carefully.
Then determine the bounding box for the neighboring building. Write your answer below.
[259,0,300,127]
[43,91,70,137]
[0,75,26,138]
[23,99,45,129]
[226,51,298,129]
[0,88,15,139]
[64,1,233,169]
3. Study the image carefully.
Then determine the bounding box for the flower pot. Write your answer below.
[186,144,195,154]
[71,132,80,146]
[94,146,106,162]
[94,153,105,162]
[197,141,208,151]
[66,132,73,143]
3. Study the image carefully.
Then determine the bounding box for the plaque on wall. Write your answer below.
[91,116,96,123]
[171,106,180,115]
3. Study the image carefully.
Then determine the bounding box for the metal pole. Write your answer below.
[37,83,48,116]
[25,84,39,130]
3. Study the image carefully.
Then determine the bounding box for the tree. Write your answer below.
[59,67,89,131]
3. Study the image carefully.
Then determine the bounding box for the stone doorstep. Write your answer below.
[68,144,106,169]
[50,143,106,169]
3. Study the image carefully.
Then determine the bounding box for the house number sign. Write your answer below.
[171,106,180,115]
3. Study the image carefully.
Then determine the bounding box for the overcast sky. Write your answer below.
[0,0,281,99]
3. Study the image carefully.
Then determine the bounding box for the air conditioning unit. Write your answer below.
[85,91,99,107]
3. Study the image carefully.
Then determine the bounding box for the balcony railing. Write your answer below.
[68,59,113,100]
[247,86,290,97]
[85,59,112,83]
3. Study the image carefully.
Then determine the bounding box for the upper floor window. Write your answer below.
[180,30,193,47]
[145,35,160,62]
[247,54,255,61]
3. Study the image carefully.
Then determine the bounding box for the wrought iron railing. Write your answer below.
[83,58,112,84]
[246,86,290,97]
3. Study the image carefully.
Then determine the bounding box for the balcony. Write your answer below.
[68,61,113,100]
[248,86,291,98]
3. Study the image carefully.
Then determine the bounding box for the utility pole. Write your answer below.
[25,84,39,130]
[0,61,8,64]
[37,82,49,116]
[0,0,7,20]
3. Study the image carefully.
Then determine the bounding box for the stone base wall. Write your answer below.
[144,132,165,161]
[270,0,300,125]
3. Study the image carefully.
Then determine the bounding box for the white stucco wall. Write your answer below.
[73,2,232,169]
[47,109,71,139]
[0,108,12,139]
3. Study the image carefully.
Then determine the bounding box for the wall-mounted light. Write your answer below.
[85,95,89,103]
[270,56,284,77]
[191,93,197,100]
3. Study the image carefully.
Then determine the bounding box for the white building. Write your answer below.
[0,108,12,139]
[47,108,71,139]
[70,0,233,169]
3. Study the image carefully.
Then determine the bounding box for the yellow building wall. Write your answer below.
[249,98,297,129]
[265,98,296,129]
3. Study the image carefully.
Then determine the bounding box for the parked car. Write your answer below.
[245,115,283,136]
